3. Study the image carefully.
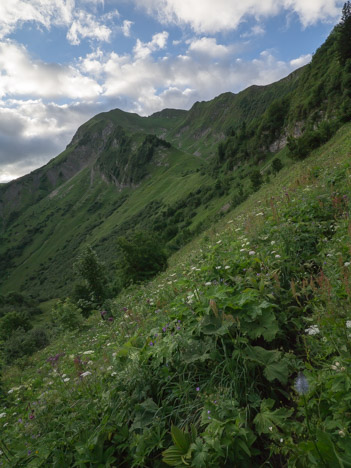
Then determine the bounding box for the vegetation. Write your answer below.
[2,122,351,466]
[2,8,351,465]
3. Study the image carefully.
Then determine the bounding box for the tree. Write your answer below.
[338,2,351,64]
[250,169,263,191]
[116,231,168,286]
[272,158,283,174]
[73,246,108,307]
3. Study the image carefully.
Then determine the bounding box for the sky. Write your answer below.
[0,0,345,182]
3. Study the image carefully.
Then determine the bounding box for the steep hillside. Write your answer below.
[2,120,351,466]
[1,19,351,300]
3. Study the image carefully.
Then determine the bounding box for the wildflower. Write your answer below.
[0,413,6,418]
[63,378,70,382]
[82,350,94,355]
[149,342,154,346]
[269,426,273,432]
[344,262,351,267]
[205,282,212,286]
[271,241,275,245]
[275,254,281,259]
[224,266,230,270]
[346,321,351,329]
[249,251,256,255]
[196,387,200,392]
[111,372,117,376]
[280,438,283,443]
[108,317,114,322]
[7,389,14,394]
[215,266,222,270]
[305,325,320,335]
[80,371,92,378]
[339,430,346,437]
[295,372,309,395]
[3,423,8,428]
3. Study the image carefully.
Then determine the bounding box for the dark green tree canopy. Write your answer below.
[338,2,351,64]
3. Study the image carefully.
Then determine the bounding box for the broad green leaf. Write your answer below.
[171,425,190,453]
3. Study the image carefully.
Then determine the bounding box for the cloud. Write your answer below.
[122,20,133,37]
[188,37,234,58]
[134,0,342,33]
[66,10,113,45]
[0,40,102,99]
[290,53,312,67]
[133,31,169,59]
[0,0,75,39]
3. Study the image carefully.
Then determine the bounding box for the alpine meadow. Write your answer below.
[3,3,351,467]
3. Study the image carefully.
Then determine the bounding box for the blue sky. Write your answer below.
[0,0,344,182]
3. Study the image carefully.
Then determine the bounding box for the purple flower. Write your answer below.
[108,317,113,322]
[149,342,154,346]
[196,387,200,392]
[100,310,107,316]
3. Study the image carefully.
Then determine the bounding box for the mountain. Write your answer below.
[0,23,350,300]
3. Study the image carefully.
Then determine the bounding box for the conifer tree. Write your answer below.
[338,2,351,64]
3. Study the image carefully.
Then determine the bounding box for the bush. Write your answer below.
[116,231,168,286]
[73,245,109,307]
[51,299,83,332]
[3,327,49,363]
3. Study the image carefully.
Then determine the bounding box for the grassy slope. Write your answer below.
[2,123,351,466]
[0,146,209,298]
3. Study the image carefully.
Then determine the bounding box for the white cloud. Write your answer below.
[0,0,75,39]
[122,19,133,37]
[290,53,312,67]
[79,41,309,116]
[67,10,113,45]
[188,37,235,58]
[133,31,169,59]
[0,40,102,99]
[134,0,342,33]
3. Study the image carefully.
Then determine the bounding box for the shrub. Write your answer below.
[73,245,109,307]
[51,299,83,332]
[116,231,168,286]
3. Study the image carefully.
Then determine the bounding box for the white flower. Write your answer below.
[275,255,281,259]
[271,241,275,245]
[256,212,264,216]
[62,374,66,378]
[240,249,246,252]
[81,371,92,378]
[216,240,222,244]
[249,251,256,255]
[83,350,94,355]
[63,378,70,382]
[269,426,273,432]
[205,282,212,286]
[107,366,113,371]
[111,372,117,376]
[344,262,351,267]
[215,266,221,269]
[346,321,351,329]
[305,325,320,335]
[3,423,8,428]
[7,389,14,394]
[0,413,6,418]
[224,266,230,270]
